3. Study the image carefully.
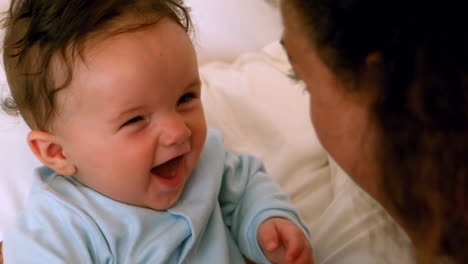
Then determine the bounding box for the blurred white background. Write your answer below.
[0,0,8,12]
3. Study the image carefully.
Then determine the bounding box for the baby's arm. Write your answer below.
[219,152,313,263]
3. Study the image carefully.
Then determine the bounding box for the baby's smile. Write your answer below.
[151,154,187,188]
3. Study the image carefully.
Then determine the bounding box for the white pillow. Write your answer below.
[185,0,283,65]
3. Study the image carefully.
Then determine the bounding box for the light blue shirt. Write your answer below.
[4,129,310,263]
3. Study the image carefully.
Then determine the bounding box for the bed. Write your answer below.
[0,0,414,263]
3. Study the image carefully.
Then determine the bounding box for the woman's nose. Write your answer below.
[159,115,191,147]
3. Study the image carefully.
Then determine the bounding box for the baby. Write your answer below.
[1,0,313,263]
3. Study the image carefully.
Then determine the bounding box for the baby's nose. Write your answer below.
[159,116,191,146]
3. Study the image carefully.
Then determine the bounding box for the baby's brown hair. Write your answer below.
[1,0,191,131]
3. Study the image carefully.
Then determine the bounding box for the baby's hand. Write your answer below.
[257,218,313,264]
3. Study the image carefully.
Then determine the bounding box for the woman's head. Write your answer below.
[281,0,467,263]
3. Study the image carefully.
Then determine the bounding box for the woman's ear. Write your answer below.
[27,130,77,176]
[359,51,383,103]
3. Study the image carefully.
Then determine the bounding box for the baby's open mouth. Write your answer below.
[151,155,184,179]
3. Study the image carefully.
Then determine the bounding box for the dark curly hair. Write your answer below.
[286,0,468,263]
[1,0,191,130]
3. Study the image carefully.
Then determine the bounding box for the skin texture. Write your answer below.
[24,17,312,263]
[280,5,380,200]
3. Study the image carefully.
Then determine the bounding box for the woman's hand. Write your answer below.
[258,218,314,264]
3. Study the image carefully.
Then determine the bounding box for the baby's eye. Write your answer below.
[177,93,196,105]
[122,116,144,127]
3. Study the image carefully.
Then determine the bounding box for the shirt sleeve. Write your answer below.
[218,151,312,263]
[3,194,109,264]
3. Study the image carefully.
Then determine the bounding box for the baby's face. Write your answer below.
[53,19,206,210]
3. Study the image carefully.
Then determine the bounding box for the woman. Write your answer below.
[280,0,467,263]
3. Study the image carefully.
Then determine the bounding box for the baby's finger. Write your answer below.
[290,247,314,264]
[258,220,280,252]
[284,236,305,262]
[278,227,305,261]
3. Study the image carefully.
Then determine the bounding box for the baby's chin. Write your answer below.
[146,186,186,211]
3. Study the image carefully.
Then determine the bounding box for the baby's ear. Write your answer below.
[27,130,77,176]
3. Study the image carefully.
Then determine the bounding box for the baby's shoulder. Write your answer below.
[11,167,109,238]
[3,168,111,261]
[17,169,94,230]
